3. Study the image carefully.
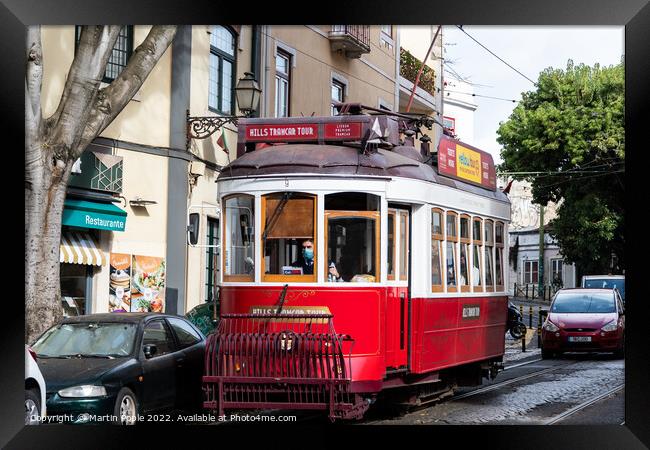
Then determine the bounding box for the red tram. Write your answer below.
[202,105,511,420]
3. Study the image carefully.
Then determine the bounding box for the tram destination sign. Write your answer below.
[437,137,497,191]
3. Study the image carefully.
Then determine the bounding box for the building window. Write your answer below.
[209,26,236,114]
[380,25,394,51]
[262,193,316,282]
[472,217,483,291]
[205,217,219,302]
[431,208,444,292]
[485,220,494,291]
[75,26,133,83]
[524,260,539,284]
[222,194,254,282]
[551,259,564,286]
[275,49,291,117]
[446,211,458,292]
[331,79,345,115]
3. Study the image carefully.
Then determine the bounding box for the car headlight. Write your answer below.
[543,320,559,332]
[601,320,618,332]
[58,385,107,398]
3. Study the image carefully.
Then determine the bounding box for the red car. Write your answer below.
[541,288,625,358]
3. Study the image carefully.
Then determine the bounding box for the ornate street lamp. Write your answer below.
[186,72,262,150]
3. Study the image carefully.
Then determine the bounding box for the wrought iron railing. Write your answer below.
[330,25,370,49]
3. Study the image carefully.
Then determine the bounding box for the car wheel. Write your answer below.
[541,349,554,359]
[113,387,138,425]
[25,389,41,425]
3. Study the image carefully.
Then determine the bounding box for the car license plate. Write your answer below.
[568,336,591,342]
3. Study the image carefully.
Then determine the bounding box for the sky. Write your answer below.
[440,26,624,164]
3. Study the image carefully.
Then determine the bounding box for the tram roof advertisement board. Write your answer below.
[437,136,497,191]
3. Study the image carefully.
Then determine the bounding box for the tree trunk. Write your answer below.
[25,25,177,344]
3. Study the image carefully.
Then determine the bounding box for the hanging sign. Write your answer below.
[245,124,318,141]
[437,137,497,191]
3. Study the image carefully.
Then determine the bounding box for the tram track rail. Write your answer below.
[544,384,624,425]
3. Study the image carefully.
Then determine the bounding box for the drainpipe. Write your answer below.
[251,26,262,117]
[394,27,400,112]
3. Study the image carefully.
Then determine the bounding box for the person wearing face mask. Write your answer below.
[292,239,316,275]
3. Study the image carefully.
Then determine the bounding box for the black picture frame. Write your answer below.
[5,0,648,447]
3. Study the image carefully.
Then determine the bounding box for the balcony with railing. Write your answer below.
[328,25,370,59]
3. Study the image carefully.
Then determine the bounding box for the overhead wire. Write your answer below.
[456,25,537,86]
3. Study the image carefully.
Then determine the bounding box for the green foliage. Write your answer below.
[400,47,436,97]
[497,60,624,273]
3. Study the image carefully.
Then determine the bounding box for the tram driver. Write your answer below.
[291,239,344,281]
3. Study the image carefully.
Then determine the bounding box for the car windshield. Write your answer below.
[551,292,616,314]
[32,322,137,358]
[583,278,625,300]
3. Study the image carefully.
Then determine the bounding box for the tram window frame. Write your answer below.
[222,194,255,282]
[445,211,458,293]
[261,192,317,283]
[485,219,495,292]
[387,210,396,281]
[472,217,484,292]
[495,221,505,291]
[459,214,471,292]
[399,211,409,282]
[324,210,380,283]
[431,208,444,292]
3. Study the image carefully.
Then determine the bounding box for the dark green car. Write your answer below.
[31,313,205,424]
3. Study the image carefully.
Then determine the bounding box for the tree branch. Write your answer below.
[47,26,122,160]
[26,25,43,141]
[79,25,177,150]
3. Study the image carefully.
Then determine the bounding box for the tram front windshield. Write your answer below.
[327,217,377,282]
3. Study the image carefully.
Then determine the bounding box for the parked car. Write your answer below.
[30,313,205,424]
[541,288,625,359]
[582,275,625,302]
[25,345,47,425]
[185,300,217,336]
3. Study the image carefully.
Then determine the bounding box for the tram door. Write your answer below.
[386,208,410,370]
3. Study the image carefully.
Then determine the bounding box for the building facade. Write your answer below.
[41,25,408,316]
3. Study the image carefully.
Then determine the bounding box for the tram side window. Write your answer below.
[446,211,458,291]
[472,217,483,290]
[485,220,494,291]
[399,211,409,281]
[223,195,255,281]
[387,211,396,280]
[262,193,316,282]
[495,222,505,290]
[431,208,444,292]
[325,192,380,283]
[459,215,470,291]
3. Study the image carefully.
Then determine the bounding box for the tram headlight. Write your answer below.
[543,320,559,332]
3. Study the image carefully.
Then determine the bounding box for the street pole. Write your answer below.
[538,203,545,299]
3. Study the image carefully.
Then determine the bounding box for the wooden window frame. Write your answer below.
[459,214,471,292]
[399,210,409,282]
[431,208,444,292]
[485,220,494,292]
[324,210,380,283]
[275,49,292,118]
[222,194,255,282]
[261,193,317,283]
[387,209,396,281]
[445,211,458,293]
[209,25,237,115]
[472,217,484,292]
[495,221,505,291]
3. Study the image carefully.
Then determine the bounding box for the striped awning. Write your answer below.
[60,231,106,266]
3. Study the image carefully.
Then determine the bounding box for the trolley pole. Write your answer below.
[538,203,545,299]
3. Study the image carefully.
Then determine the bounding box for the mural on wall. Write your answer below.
[131,255,166,313]
[109,253,132,312]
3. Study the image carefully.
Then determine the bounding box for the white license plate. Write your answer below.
[568,336,591,342]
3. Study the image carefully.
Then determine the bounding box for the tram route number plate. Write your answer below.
[568,336,591,342]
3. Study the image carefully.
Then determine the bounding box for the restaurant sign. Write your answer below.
[437,136,497,191]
